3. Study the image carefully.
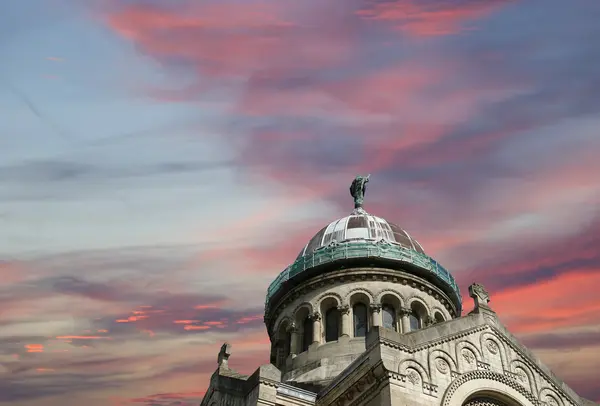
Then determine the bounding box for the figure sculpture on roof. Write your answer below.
[350,174,370,209]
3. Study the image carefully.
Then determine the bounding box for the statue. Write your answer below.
[217,342,232,368]
[350,174,370,209]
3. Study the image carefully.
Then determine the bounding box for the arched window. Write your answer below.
[302,316,312,352]
[382,304,397,331]
[409,313,420,331]
[353,303,368,337]
[434,312,445,324]
[325,308,340,342]
[284,332,291,358]
[409,301,428,331]
[463,396,511,406]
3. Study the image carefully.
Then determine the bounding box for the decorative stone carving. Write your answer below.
[369,304,382,313]
[399,307,412,316]
[462,349,475,365]
[546,396,558,406]
[310,312,322,321]
[436,358,449,374]
[464,398,509,406]
[286,322,298,333]
[407,369,420,385]
[515,368,527,383]
[443,370,540,406]
[338,305,350,315]
[486,339,499,354]
[469,283,490,308]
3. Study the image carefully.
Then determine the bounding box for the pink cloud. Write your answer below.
[357,0,509,37]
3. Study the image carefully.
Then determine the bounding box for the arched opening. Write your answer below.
[382,304,397,331]
[349,292,372,338]
[353,303,368,337]
[325,308,340,342]
[302,316,312,352]
[463,397,511,406]
[434,311,445,324]
[409,300,428,331]
[294,306,312,353]
[274,321,291,368]
[320,297,340,343]
[380,293,401,332]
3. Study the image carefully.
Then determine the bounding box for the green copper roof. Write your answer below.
[265,239,462,312]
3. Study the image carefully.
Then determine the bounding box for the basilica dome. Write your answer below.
[264,175,462,319]
[295,213,425,262]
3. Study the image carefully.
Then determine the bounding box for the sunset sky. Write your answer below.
[1,0,600,405]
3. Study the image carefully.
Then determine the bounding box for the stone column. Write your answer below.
[399,307,411,333]
[287,322,299,357]
[338,305,351,337]
[370,305,381,328]
[311,312,321,344]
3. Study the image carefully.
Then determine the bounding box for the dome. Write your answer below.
[295,213,425,261]
[265,175,461,316]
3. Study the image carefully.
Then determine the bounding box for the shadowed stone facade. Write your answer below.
[200,177,598,406]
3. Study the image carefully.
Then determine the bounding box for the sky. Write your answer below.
[1,0,599,404]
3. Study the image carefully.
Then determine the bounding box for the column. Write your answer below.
[338,305,351,337]
[370,304,381,328]
[311,312,321,344]
[288,322,299,357]
[399,307,411,333]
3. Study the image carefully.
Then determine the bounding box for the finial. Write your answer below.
[350,174,370,212]
[468,283,491,310]
[217,342,232,368]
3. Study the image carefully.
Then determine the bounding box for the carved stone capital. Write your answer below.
[424,315,435,327]
[338,305,350,315]
[369,304,382,313]
[309,312,322,322]
[286,322,298,333]
[398,307,412,316]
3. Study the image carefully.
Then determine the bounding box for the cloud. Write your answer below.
[521,331,600,351]
[356,0,512,37]
[0,159,234,185]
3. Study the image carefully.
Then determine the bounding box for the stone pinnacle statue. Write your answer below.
[350,174,370,210]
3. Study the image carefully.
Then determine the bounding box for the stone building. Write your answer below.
[200,176,597,406]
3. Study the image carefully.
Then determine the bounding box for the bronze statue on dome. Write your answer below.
[350,174,370,209]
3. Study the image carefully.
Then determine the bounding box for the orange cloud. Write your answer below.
[183,325,209,331]
[25,344,44,353]
[173,320,199,324]
[56,335,112,340]
[491,270,600,334]
[237,315,263,324]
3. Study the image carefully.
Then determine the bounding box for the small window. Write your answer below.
[382,304,396,331]
[325,308,340,342]
[353,303,369,337]
[409,313,420,331]
[434,312,445,324]
[302,317,312,352]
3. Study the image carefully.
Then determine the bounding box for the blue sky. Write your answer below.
[1,0,600,405]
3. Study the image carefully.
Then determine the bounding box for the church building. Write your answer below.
[200,176,597,406]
